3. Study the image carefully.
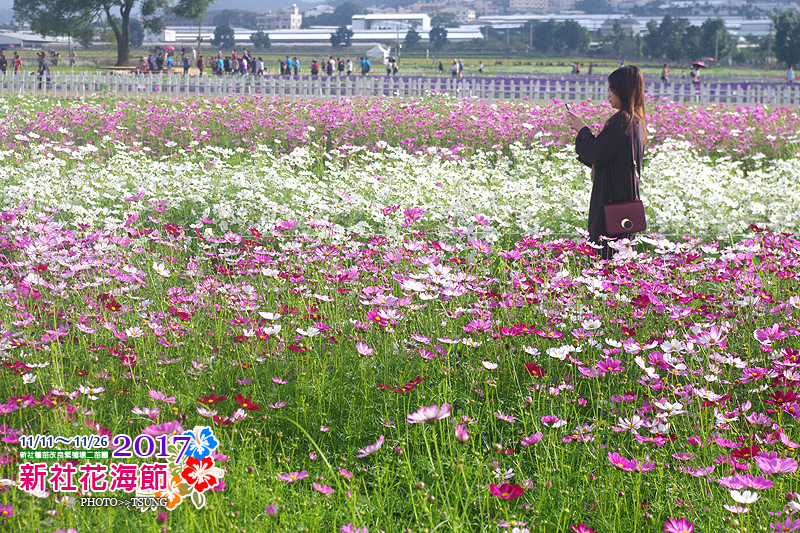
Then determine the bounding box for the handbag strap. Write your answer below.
[631,126,640,201]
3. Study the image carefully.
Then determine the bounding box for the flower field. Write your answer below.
[0,95,799,533]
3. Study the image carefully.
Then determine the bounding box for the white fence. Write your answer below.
[3,72,799,106]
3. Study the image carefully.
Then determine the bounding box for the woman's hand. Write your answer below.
[566,111,588,132]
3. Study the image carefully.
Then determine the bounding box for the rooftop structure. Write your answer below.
[351,14,432,31]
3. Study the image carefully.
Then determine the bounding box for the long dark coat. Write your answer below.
[575,110,645,257]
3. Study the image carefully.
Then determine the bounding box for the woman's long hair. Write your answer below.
[607,65,647,144]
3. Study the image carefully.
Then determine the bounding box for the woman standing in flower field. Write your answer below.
[567,65,646,259]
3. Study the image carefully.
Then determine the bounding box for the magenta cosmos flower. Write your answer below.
[407,404,451,424]
[663,517,694,533]
[489,483,524,500]
[276,470,308,483]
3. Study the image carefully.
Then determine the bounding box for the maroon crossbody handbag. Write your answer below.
[604,129,646,236]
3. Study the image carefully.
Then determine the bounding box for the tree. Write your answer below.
[429,26,448,50]
[211,24,235,50]
[172,0,211,53]
[251,31,271,50]
[430,12,459,28]
[772,12,800,68]
[531,20,557,53]
[129,17,144,48]
[559,20,590,54]
[13,0,95,49]
[404,27,421,50]
[643,15,691,61]
[330,25,353,48]
[608,20,628,57]
[683,25,702,61]
[643,19,662,58]
[13,0,166,66]
[699,18,733,60]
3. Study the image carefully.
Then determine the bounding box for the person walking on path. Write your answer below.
[660,64,669,83]
[566,65,647,260]
[36,52,50,90]
[787,65,795,83]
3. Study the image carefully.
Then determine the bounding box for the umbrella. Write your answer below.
[692,61,707,68]
[164,46,175,51]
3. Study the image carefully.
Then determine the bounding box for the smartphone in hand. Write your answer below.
[564,103,572,112]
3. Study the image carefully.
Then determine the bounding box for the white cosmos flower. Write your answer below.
[481,360,498,370]
[22,373,37,384]
[729,490,759,504]
[296,327,320,337]
[152,261,171,277]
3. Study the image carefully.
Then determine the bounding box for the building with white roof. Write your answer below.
[351,14,432,31]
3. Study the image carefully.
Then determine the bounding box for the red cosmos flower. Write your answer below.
[180,456,219,493]
[765,390,799,405]
[525,363,546,377]
[234,394,260,411]
[195,394,227,405]
[212,416,232,426]
[169,306,191,322]
[105,300,122,312]
[489,483,524,500]
[731,445,760,460]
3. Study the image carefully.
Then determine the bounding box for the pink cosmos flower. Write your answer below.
[754,324,788,344]
[407,404,451,424]
[521,432,543,447]
[608,452,637,471]
[718,474,773,490]
[572,525,596,533]
[313,482,335,494]
[771,517,800,532]
[132,407,160,420]
[356,435,384,458]
[663,517,694,533]
[597,357,624,373]
[149,390,176,404]
[276,470,308,483]
[755,450,798,475]
[143,421,184,437]
[355,342,374,356]
[454,424,469,443]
